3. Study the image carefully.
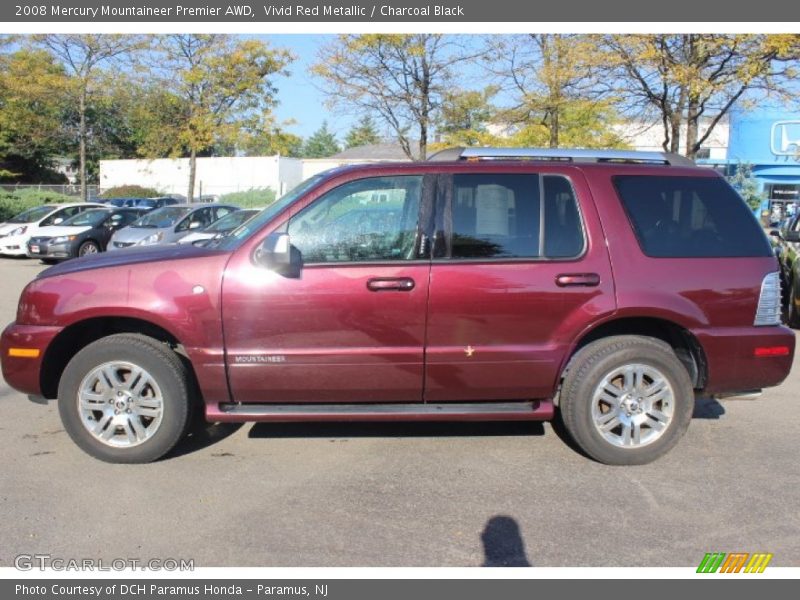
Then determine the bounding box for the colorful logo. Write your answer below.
[697,552,773,573]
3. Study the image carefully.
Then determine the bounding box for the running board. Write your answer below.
[209,400,554,422]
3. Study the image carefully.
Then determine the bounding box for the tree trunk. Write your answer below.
[686,97,700,159]
[187,147,197,203]
[79,89,87,202]
[418,121,427,161]
[549,108,559,148]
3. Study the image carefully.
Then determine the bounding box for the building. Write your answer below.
[721,103,800,217]
[99,105,798,206]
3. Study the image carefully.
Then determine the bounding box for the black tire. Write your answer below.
[787,282,800,329]
[78,240,100,257]
[559,335,694,465]
[57,333,190,463]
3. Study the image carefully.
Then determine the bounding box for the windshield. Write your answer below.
[61,209,110,227]
[205,209,259,233]
[215,173,329,251]
[8,205,58,224]
[131,206,191,228]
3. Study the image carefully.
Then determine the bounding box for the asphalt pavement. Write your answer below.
[0,256,798,568]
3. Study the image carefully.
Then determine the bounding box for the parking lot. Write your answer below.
[0,256,798,568]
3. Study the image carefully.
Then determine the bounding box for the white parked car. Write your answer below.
[0,203,105,256]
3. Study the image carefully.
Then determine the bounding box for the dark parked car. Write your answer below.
[1,149,794,465]
[26,207,148,262]
[771,214,800,326]
[100,197,180,210]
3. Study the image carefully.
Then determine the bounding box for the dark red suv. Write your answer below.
[1,148,794,464]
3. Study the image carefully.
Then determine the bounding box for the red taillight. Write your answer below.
[754,346,791,357]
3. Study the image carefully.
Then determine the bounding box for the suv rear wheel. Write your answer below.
[58,333,190,463]
[559,335,694,465]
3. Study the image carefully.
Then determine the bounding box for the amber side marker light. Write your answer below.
[754,346,790,357]
[8,348,40,358]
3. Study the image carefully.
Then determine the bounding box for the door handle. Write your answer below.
[555,273,600,287]
[366,277,415,292]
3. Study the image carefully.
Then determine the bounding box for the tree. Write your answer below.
[313,34,482,160]
[302,121,340,158]
[344,115,381,149]
[489,34,623,149]
[149,35,292,201]
[603,34,800,158]
[436,87,502,147]
[727,162,766,211]
[239,115,304,157]
[0,49,72,182]
[35,35,150,199]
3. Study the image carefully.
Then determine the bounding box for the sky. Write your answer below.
[265,34,355,141]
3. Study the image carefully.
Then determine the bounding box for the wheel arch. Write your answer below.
[560,316,708,394]
[40,316,201,403]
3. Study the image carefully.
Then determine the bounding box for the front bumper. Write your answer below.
[1,322,63,396]
[27,238,74,260]
[0,235,30,256]
[698,325,796,394]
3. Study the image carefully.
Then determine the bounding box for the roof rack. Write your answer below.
[426,147,695,167]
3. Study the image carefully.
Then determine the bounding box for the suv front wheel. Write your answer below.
[559,335,694,465]
[58,333,190,463]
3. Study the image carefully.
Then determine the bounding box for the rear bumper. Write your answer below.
[697,326,795,394]
[0,322,62,396]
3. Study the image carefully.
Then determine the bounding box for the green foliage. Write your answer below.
[727,163,765,210]
[239,117,304,157]
[0,189,74,221]
[100,185,163,199]
[344,115,381,149]
[219,188,276,208]
[303,121,341,158]
[0,49,73,181]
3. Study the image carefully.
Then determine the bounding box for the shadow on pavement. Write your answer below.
[693,396,726,419]
[167,421,244,459]
[481,515,533,567]
[248,420,545,439]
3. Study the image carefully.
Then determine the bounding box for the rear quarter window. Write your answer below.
[613,175,772,258]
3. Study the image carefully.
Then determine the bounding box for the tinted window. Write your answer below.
[41,206,81,226]
[61,209,110,227]
[287,176,422,263]
[544,176,584,258]
[133,207,192,228]
[9,205,58,223]
[614,176,772,258]
[449,173,583,259]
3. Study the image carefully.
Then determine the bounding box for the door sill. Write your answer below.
[209,400,554,422]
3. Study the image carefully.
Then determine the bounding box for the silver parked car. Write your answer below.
[108,204,239,250]
[177,208,260,246]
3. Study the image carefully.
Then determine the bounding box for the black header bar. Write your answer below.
[3,0,800,23]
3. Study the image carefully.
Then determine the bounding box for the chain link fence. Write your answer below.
[0,183,101,201]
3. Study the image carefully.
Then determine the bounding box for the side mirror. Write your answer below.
[255,232,302,277]
[53,217,64,225]
[189,221,203,229]
[785,231,800,243]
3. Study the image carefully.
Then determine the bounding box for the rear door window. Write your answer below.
[445,173,584,260]
[614,175,772,258]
